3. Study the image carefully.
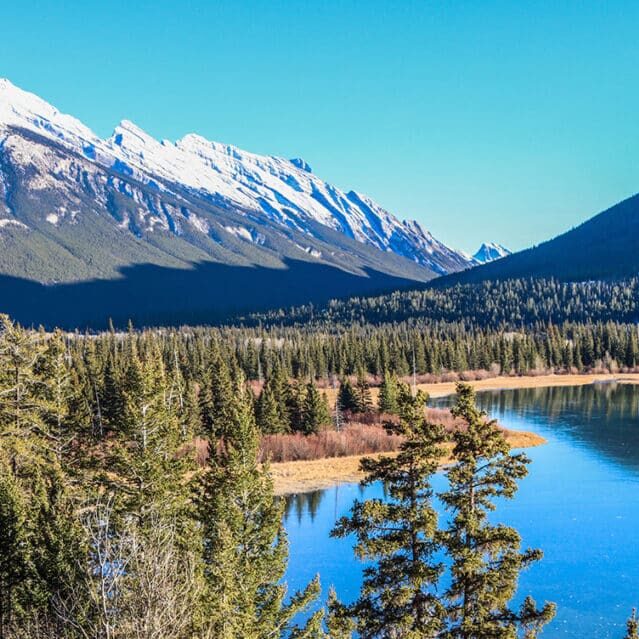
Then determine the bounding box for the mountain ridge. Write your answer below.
[0,78,471,279]
[0,78,482,327]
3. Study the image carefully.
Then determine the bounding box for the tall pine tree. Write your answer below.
[331,390,447,638]
[440,383,555,638]
[197,375,321,639]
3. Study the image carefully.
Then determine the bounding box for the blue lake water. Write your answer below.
[283,383,639,638]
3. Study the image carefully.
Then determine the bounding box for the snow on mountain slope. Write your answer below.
[0,78,470,275]
[472,242,511,264]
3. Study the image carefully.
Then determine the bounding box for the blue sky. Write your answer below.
[2,1,638,253]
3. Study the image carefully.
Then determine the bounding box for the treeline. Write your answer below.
[74,319,639,383]
[238,277,639,328]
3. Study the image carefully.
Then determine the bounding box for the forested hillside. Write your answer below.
[240,278,639,329]
[437,192,639,285]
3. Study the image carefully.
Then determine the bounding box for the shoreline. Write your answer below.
[272,372,639,496]
[321,372,639,406]
[418,372,639,398]
[272,429,545,497]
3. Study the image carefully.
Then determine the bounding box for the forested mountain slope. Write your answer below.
[240,278,639,328]
[438,192,639,285]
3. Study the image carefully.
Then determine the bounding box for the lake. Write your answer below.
[284,383,639,638]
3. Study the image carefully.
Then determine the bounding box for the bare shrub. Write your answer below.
[259,423,404,463]
[54,499,201,639]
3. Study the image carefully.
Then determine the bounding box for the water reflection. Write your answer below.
[284,383,639,639]
[468,383,639,473]
[283,490,326,523]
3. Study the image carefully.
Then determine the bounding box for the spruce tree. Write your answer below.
[440,383,555,638]
[625,610,639,639]
[101,353,126,436]
[0,468,31,638]
[331,390,447,638]
[378,370,400,414]
[354,372,374,414]
[203,352,237,439]
[301,381,331,435]
[257,384,289,434]
[37,331,75,464]
[197,376,321,639]
[338,378,358,414]
[113,344,192,527]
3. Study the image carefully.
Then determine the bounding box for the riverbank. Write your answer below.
[272,373,639,495]
[321,372,639,406]
[272,428,545,496]
[419,372,639,398]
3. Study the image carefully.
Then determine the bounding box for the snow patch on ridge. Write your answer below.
[0,78,473,274]
[473,242,511,264]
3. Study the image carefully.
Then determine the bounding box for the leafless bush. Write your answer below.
[259,423,404,463]
[53,499,201,639]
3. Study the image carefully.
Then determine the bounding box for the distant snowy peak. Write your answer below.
[473,242,511,264]
[0,78,472,274]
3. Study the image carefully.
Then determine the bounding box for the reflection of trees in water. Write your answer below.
[476,384,639,473]
[282,479,400,527]
[283,490,326,524]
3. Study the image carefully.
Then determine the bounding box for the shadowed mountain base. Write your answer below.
[0,258,420,329]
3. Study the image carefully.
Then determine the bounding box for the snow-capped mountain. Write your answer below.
[0,79,470,274]
[0,79,473,327]
[472,242,511,264]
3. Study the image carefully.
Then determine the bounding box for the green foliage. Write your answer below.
[625,610,639,639]
[246,277,639,328]
[301,382,331,435]
[354,372,374,414]
[338,378,359,413]
[256,364,291,434]
[439,383,556,638]
[196,378,320,638]
[331,390,447,638]
[378,370,400,414]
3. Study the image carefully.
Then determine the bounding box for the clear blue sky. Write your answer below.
[2,1,639,253]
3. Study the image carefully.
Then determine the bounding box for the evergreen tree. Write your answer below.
[377,370,400,414]
[0,318,84,637]
[440,383,555,638]
[0,468,31,638]
[338,378,358,414]
[288,380,307,432]
[354,372,373,414]
[331,390,447,638]
[0,315,49,459]
[625,610,639,639]
[37,331,75,464]
[257,383,289,434]
[197,377,321,639]
[101,353,125,435]
[113,344,192,527]
[301,382,330,435]
[324,589,356,639]
[202,352,237,439]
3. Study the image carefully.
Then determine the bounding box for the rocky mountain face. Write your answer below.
[0,79,475,327]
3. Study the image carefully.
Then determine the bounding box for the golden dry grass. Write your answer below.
[271,428,546,496]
